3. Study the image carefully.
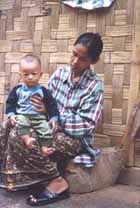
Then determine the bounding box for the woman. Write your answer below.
[0,32,103,206]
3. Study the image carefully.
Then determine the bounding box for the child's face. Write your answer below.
[20,62,42,87]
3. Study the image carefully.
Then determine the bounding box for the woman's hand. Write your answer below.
[30,94,46,113]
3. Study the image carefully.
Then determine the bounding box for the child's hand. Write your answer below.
[41,146,55,157]
[48,120,58,133]
[9,115,17,126]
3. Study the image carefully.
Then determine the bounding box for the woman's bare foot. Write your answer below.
[27,176,69,205]
[47,176,69,193]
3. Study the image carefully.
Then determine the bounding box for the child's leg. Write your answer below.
[16,115,36,149]
[32,115,55,155]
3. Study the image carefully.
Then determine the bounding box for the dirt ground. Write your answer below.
[0,184,140,208]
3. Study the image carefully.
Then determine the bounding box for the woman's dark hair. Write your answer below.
[74,32,103,63]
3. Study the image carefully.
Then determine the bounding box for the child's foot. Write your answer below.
[41,146,55,157]
[20,135,36,149]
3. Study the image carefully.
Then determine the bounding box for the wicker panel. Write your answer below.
[0,0,14,10]
[0,54,5,71]
[28,7,41,17]
[123,86,129,100]
[103,99,112,123]
[114,10,127,25]
[104,85,113,99]
[11,64,19,73]
[6,31,31,40]
[134,140,140,167]
[20,40,33,52]
[50,53,71,64]
[112,37,125,51]
[14,18,22,31]
[103,124,126,137]
[104,51,132,64]
[5,52,26,64]
[0,0,139,166]
[0,40,12,52]
[41,39,57,53]
[94,134,111,148]
[102,37,113,51]
[41,53,50,73]
[112,109,122,124]
[105,25,132,36]
[22,0,36,8]
[40,73,50,87]
[35,17,43,31]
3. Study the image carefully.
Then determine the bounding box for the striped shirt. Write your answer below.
[48,66,104,167]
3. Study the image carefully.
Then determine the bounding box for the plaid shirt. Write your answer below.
[48,66,103,167]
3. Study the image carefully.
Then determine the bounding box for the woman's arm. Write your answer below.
[31,69,61,113]
[41,86,59,120]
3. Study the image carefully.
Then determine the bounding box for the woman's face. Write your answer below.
[70,43,92,75]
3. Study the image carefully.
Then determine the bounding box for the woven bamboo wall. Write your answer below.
[0,0,139,166]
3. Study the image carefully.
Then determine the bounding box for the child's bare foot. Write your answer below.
[41,146,55,157]
[20,135,36,149]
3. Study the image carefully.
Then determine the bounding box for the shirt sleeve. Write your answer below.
[6,86,19,117]
[60,81,103,138]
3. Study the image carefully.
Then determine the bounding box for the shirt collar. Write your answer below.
[63,66,93,89]
[62,66,71,83]
[22,83,40,90]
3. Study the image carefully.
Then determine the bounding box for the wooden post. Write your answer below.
[127,0,140,166]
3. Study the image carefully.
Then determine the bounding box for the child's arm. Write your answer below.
[6,85,19,125]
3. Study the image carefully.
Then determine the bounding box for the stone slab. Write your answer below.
[65,147,126,193]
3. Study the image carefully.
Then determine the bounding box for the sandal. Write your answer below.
[26,188,70,206]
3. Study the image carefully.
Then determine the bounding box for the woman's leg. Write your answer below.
[48,132,83,190]
[27,132,83,205]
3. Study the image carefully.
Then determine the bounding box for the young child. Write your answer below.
[6,54,58,156]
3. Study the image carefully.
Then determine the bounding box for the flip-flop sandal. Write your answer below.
[26,188,70,206]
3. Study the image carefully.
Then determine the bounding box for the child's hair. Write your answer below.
[74,32,103,63]
[20,54,41,67]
